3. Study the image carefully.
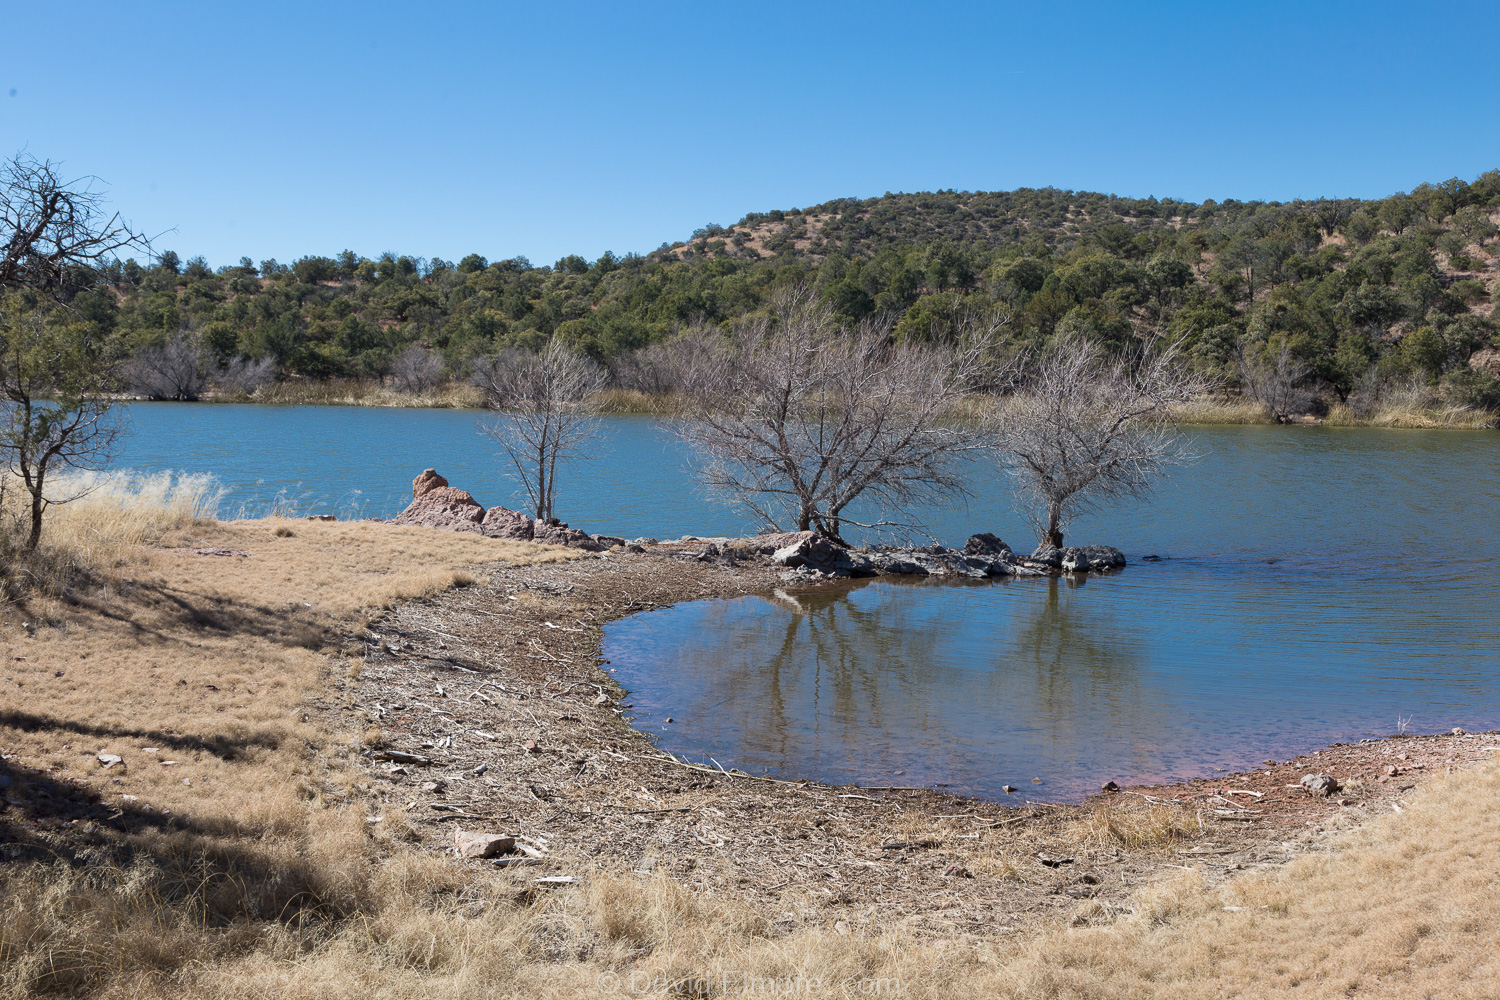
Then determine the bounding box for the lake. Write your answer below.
[119,403,1500,799]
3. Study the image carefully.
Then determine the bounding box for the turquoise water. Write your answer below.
[118,403,1499,800]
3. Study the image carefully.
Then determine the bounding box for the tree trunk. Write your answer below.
[27,491,44,550]
[1044,501,1064,548]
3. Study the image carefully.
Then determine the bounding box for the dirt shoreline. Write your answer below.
[336,539,1498,936]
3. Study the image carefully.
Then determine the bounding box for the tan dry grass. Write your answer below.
[3,510,1498,998]
[219,380,486,410]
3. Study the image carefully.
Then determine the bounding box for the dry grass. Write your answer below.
[2,503,1497,997]
[218,379,486,410]
[1324,400,1497,428]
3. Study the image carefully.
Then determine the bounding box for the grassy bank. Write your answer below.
[2,488,1497,997]
[212,379,487,409]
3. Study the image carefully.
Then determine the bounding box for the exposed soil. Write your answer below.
[334,541,1499,936]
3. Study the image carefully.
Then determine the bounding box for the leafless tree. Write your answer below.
[124,331,210,400]
[2,153,149,297]
[0,301,122,549]
[390,344,447,393]
[472,337,607,520]
[995,336,1209,549]
[1237,343,1312,422]
[610,324,723,396]
[678,287,1002,542]
[215,355,277,395]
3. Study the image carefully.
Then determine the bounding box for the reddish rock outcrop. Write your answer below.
[480,505,535,540]
[390,469,485,531]
[411,468,449,497]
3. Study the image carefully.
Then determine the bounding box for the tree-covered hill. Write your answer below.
[84,172,1500,410]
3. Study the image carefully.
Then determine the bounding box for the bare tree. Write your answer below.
[996,336,1208,549]
[610,324,723,397]
[1237,343,1312,422]
[0,300,122,549]
[390,344,447,393]
[2,153,149,297]
[472,338,606,520]
[124,330,209,400]
[678,287,1001,542]
[215,355,277,396]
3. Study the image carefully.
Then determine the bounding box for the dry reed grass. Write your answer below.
[219,380,486,410]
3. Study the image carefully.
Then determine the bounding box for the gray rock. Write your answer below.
[453,830,516,859]
[533,518,606,551]
[1300,773,1342,797]
[964,532,1012,557]
[592,535,626,548]
[1028,544,1066,568]
[1061,545,1127,572]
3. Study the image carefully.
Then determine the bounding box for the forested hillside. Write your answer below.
[86,172,1500,411]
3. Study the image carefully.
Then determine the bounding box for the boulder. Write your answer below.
[964,533,1012,557]
[1027,544,1066,568]
[1300,774,1342,797]
[772,535,841,569]
[533,518,606,551]
[411,468,449,498]
[1061,545,1127,572]
[390,485,485,531]
[593,535,626,549]
[753,530,817,554]
[453,830,515,860]
[480,505,535,540]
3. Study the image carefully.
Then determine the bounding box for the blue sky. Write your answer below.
[4,1,1498,268]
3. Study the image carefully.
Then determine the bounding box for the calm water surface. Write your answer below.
[120,404,1499,799]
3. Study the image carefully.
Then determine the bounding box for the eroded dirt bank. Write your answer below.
[337,541,1498,936]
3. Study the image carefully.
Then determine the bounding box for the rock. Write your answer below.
[522,740,539,753]
[1061,545,1127,572]
[305,514,336,522]
[453,830,515,860]
[593,535,626,549]
[1101,780,1120,793]
[772,535,839,569]
[772,535,876,577]
[532,518,605,551]
[1141,554,1161,562]
[964,533,1012,557]
[1027,544,1066,568]
[752,530,817,554]
[624,543,646,554]
[390,470,485,531]
[944,864,974,878]
[1452,727,1468,736]
[1300,773,1342,797]
[1002,784,1017,794]
[96,753,123,769]
[479,505,534,540]
[411,469,448,497]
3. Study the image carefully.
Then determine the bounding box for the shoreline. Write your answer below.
[343,535,1492,934]
[117,385,1499,429]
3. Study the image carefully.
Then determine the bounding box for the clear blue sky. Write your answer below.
[4,1,1497,268]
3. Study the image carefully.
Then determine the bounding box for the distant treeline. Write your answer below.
[89,172,1500,410]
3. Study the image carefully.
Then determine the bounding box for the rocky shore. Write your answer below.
[383,468,1128,583]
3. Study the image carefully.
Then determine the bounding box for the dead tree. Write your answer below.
[472,338,606,521]
[1237,343,1312,422]
[678,287,1001,542]
[124,331,209,400]
[1,153,148,297]
[0,302,122,549]
[390,344,447,393]
[996,336,1208,549]
[215,356,277,395]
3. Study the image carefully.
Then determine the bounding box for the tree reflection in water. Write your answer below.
[607,576,1168,799]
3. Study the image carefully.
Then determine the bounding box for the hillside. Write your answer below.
[68,172,1500,414]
